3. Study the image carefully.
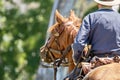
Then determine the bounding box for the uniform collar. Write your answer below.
[98,8,114,11]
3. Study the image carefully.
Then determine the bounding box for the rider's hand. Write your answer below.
[83,46,89,56]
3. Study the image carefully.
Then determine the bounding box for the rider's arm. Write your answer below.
[72,15,91,64]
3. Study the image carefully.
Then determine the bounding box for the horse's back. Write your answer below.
[83,63,120,80]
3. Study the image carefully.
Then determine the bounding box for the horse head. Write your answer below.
[40,10,82,72]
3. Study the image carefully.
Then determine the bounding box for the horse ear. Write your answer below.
[69,10,76,20]
[70,10,75,17]
[55,10,65,23]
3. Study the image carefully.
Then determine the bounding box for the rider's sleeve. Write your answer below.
[72,14,91,64]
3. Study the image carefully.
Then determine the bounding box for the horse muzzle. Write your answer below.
[40,45,53,63]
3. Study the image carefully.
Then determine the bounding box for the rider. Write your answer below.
[73,0,120,64]
[64,0,120,79]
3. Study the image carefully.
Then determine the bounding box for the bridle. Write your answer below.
[40,21,77,80]
[40,21,77,66]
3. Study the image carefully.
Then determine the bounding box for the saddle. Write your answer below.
[81,55,120,75]
[64,51,120,80]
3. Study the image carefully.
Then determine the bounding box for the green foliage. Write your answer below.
[0,0,53,80]
[83,5,120,18]
[83,5,98,18]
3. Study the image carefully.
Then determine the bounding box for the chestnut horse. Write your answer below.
[40,10,85,73]
[83,63,120,80]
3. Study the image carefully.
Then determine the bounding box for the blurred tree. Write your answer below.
[0,0,53,80]
[83,4,120,18]
[83,5,98,18]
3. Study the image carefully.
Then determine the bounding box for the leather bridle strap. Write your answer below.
[53,45,71,80]
[53,45,71,67]
[44,21,75,80]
